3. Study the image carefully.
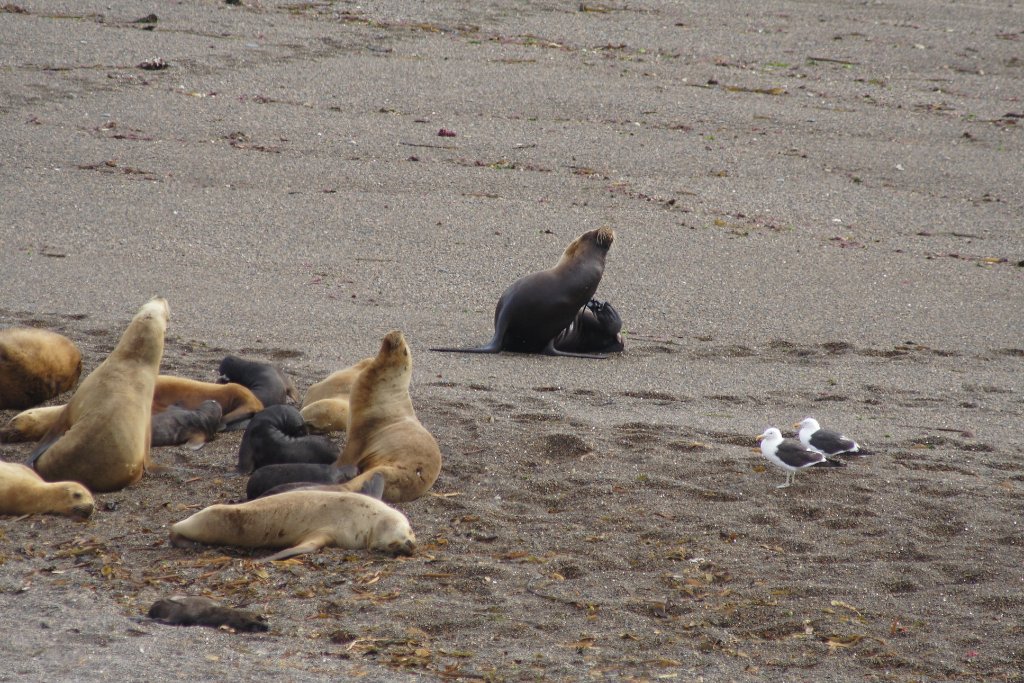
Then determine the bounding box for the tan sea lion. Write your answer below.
[169,489,416,561]
[1,375,263,443]
[299,357,373,433]
[431,227,616,358]
[0,461,94,518]
[331,330,442,503]
[29,297,169,492]
[0,405,64,443]
[0,328,82,409]
[152,376,264,429]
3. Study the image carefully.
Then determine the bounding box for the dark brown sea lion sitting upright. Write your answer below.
[0,328,82,410]
[431,227,615,358]
[553,298,625,355]
[217,355,298,407]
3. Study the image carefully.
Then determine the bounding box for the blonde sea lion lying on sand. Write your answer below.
[0,461,94,519]
[169,488,416,561]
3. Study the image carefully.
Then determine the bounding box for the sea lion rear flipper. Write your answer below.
[261,531,333,562]
[540,338,608,360]
[357,472,385,500]
[25,406,72,468]
[429,341,502,354]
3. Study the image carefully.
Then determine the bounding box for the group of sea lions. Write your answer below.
[0,227,621,579]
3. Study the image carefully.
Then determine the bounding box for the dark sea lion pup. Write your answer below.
[553,298,624,355]
[217,355,298,407]
[236,404,339,473]
[148,595,268,632]
[431,227,615,358]
[245,462,358,500]
[151,400,223,449]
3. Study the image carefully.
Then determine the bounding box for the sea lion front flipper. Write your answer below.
[540,338,608,360]
[261,531,333,562]
[25,406,72,468]
[185,432,209,450]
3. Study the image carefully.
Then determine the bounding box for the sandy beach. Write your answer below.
[1,1,1022,680]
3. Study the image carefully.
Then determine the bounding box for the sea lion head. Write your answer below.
[376,330,412,372]
[591,226,615,249]
[140,297,170,324]
[55,481,95,519]
[561,227,615,262]
[373,513,417,557]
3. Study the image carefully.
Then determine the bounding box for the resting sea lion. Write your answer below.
[553,298,624,354]
[236,404,339,473]
[1,405,64,443]
[246,462,357,500]
[217,355,298,407]
[0,461,94,518]
[148,596,268,632]
[0,328,82,409]
[2,375,263,443]
[28,297,169,492]
[169,489,416,561]
[151,400,223,449]
[327,331,441,503]
[299,357,374,433]
[153,376,263,429]
[431,227,615,358]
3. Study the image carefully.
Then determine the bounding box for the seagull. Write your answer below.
[794,417,867,456]
[756,427,844,489]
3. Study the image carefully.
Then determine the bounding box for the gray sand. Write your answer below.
[1,1,1022,681]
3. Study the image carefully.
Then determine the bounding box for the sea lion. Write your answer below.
[236,404,339,474]
[328,330,442,503]
[431,227,615,358]
[0,405,64,443]
[245,462,358,500]
[0,327,82,409]
[0,461,94,518]
[2,375,263,443]
[169,489,416,561]
[151,400,223,449]
[553,298,625,354]
[152,376,263,430]
[147,596,268,632]
[29,297,169,493]
[299,357,374,433]
[217,355,298,407]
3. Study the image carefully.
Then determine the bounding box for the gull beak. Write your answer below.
[791,422,801,430]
